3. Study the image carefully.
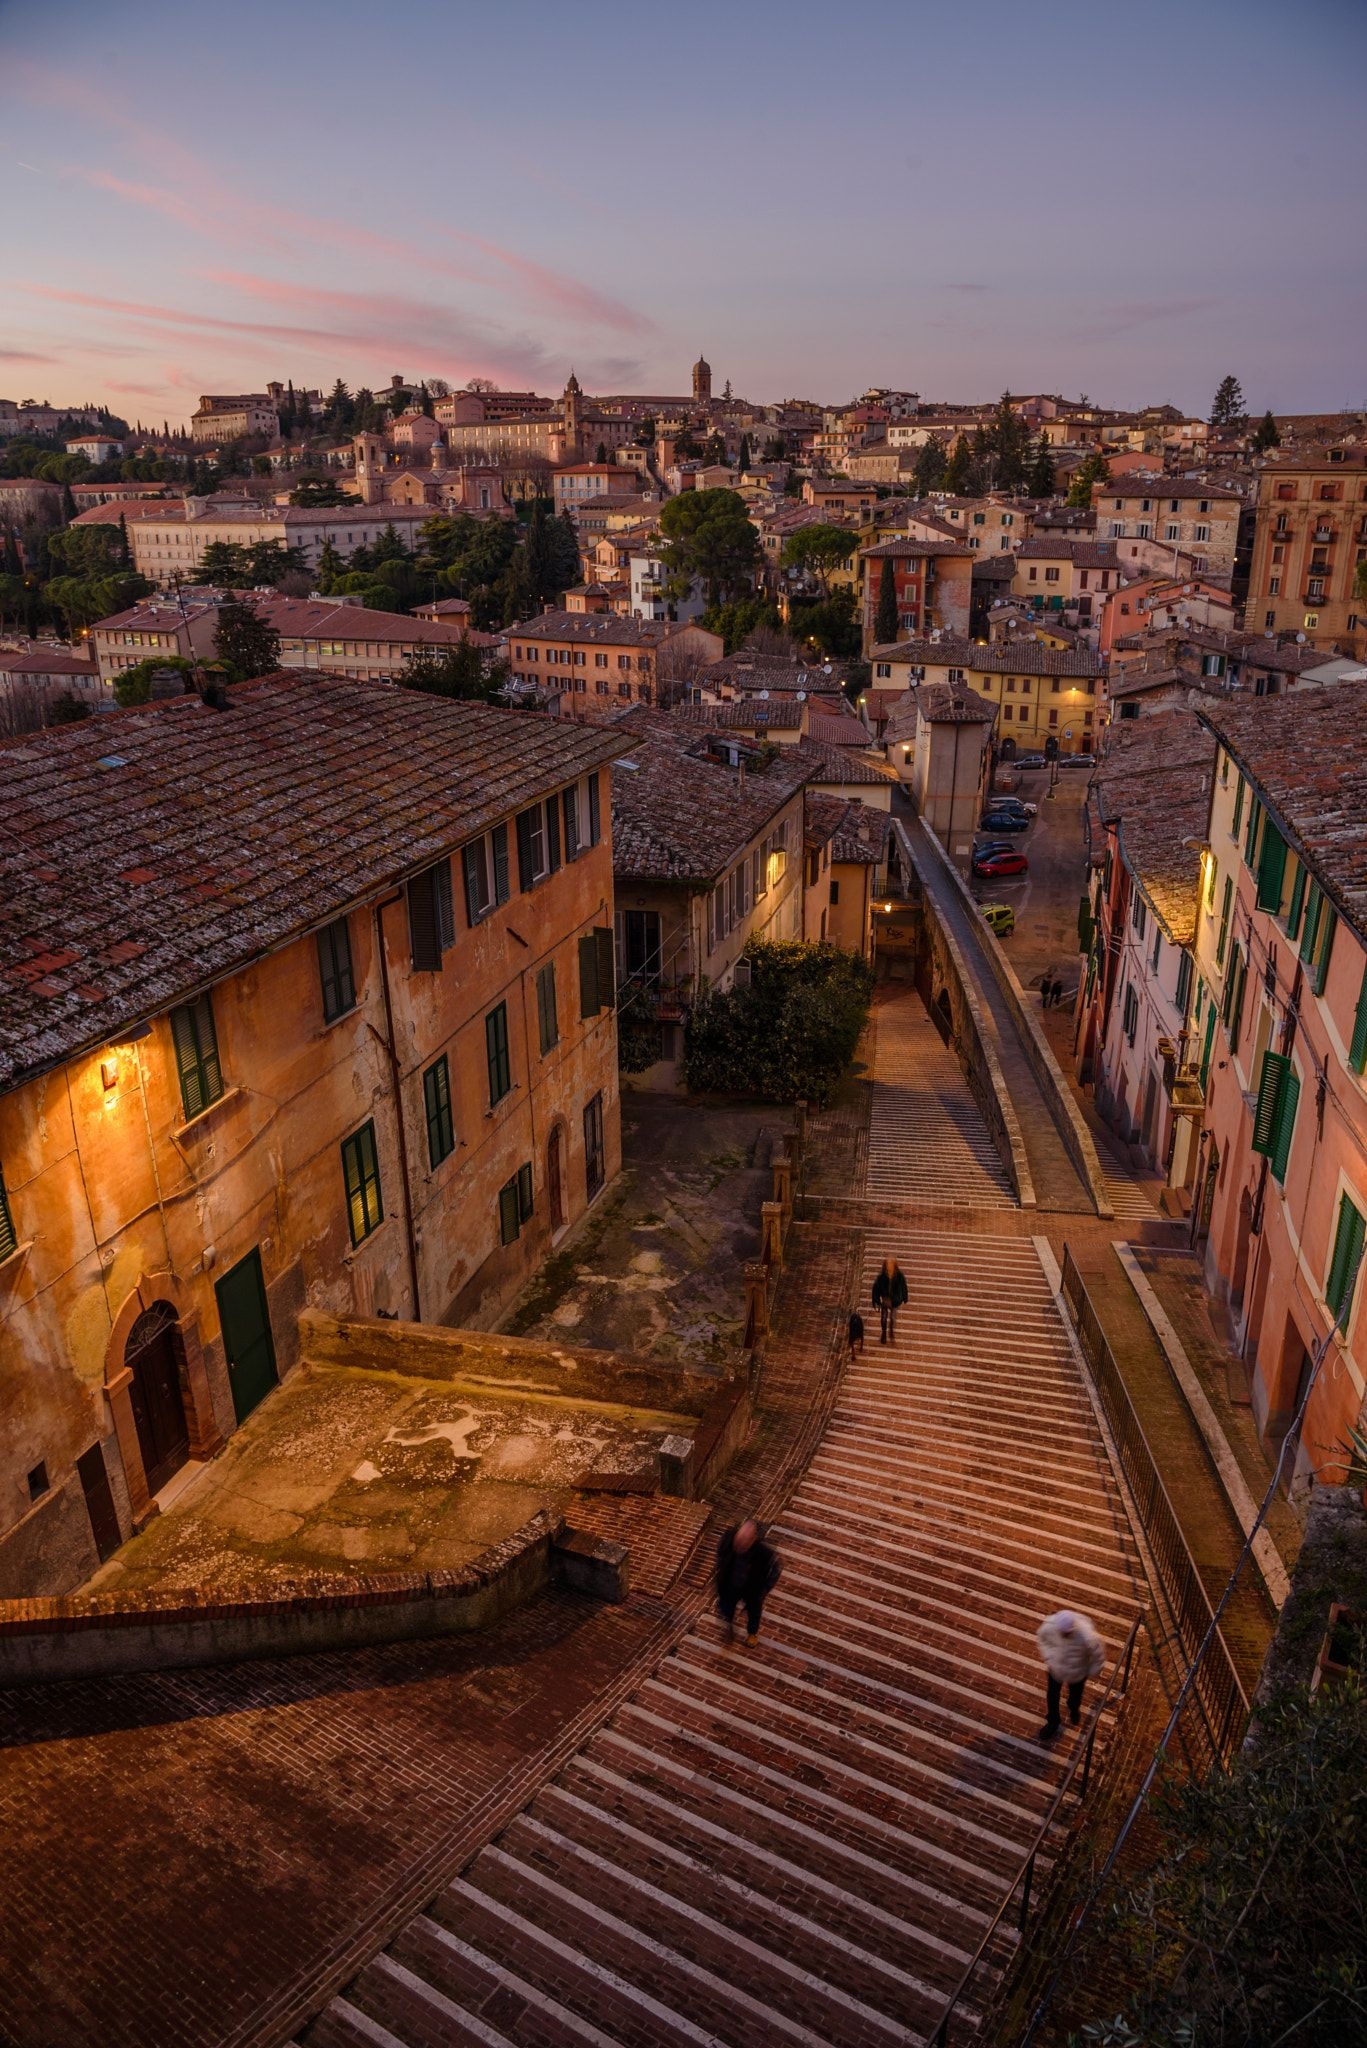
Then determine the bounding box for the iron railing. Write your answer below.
[1059,1245,1249,1765]
[929,1613,1143,2047]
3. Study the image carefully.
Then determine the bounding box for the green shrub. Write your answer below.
[684,939,872,1105]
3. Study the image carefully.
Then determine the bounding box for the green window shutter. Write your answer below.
[485,1003,510,1104]
[1228,951,1248,1056]
[407,868,442,971]
[492,823,510,906]
[1270,1063,1300,1184]
[594,926,616,1009]
[516,807,541,891]
[546,796,562,871]
[317,918,355,1023]
[1350,965,1367,1074]
[423,1056,454,1167]
[498,1178,520,1245]
[517,1161,534,1222]
[1286,862,1307,941]
[562,787,580,861]
[341,1121,383,1244]
[1312,906,1336,996]
[1252,1050,1288,1156]
[578,933,600,1018]
[586,771,601,847]
[1299,882,1322,966]
[1326,1195,1366,1330]
[1243,794,1261,864]
[1221,942,1240,1024]
[1255,822,1286,911]
[1200,1001,1217,1088]
[1175,951,1192,1015]
[537,964,558,1054]
[170,993,222,1121]
[1232,775,1244,837]
[1216,876,1233,966]
[0,1164,16,1261]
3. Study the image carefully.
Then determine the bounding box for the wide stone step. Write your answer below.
[807,1440,1127,1537]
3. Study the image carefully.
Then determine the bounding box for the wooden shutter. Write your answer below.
[0,1165,16,1261]
[517,1161,534,1222]
[537,964,557,1053]
[1286,862,1307,941]
[498,1179,520,1245]
[516,807,538,890]
[586,771,601,847]
[434,859,455,948]
[1216,877,1232,964]
[1255,822,1286,911]
[562,787,579,861]
[1299,882,1322,965]
[1252,1051,1288,1157]
[546,797,561,872]
[578,933,600,1018]
[594,926,616,1008]
[1327,1196,1366,1330]
[407,870,441,971]
[492,823,510,905]
[1231,775,1244,836]
[170,994,220,1119]
[1228,950,1248,1055]
[1350,966,1367,1074]
[1271,1063,1300,1183]
[1243,794,1261,863]
[462,841,486,927]
[1312,906,1336,996]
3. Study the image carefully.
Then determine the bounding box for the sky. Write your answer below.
[2,0,1365,426]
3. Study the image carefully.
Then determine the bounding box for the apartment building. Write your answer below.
[0,676,623,1593]
[868,635,1106,755]
[128,501,435,586]
[859,537,974,651]
[1095,477,1242,581]
[1012,538,1123,620]
[1243,446,1367,656]
[504,611,722,715]
[1189,681,1367,1483]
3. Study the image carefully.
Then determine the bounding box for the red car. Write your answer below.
[972,848,1028,878]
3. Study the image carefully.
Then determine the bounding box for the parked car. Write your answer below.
[975,839,1018,858]
[979,902,1016,936]
[990,794,1037,817]
[979,808,1029,833]
[972,849,1028,879]
[1013,753,1046,770]
[1061,752,1096,767]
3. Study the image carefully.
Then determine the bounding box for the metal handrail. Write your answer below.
[930,1612,1143,2047]
[1059,1245,1249,1764]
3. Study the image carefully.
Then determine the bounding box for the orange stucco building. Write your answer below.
[0,675,624,1593]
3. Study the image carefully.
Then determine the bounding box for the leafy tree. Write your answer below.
[419,384,434,419]
[783,466,802,498]
[684,940,874,1105]
[781,522,856,594]
[2,526,23,577]
[636,416,657,448]
[1066,449,1110,507]
[395,639,509,702]
[115,513,131,568]
[47,693,91,725]
[943,434,974,494]
[764,434,788,462]
[704,432,728,465]
[1209,374,1246,432]
[913,439,947,497]
[1252,408,1281,451]
[658,487,758,605]
[788,586,860,659]
[214,595,281,680]
[874,557,898,644]
[700,596,782,653]
[1027,439,1058,497]
[47,523,128,579]
[673,427,701,460]
[290,475,349,508]
[351,386,386,434]
[112,654,196,706]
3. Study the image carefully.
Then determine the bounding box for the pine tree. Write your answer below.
[595,441,608,464]
[116,513,131,568]
[214,596,281,681]
[1,526,21,577]
[1027,440,1057,498]
[874,557,898,645]
[943,434,973,493]
[1066,450,1110,508]
[1209,375,1246,432]
[316,540,344,590]
[60,483,77,525]
[1253,409,1281,451]
[913,440,947,498]
[989,392,1029,492]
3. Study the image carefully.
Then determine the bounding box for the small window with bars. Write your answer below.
[316,917,356,1023]
[423,1056,455,1168]
[169,992,224,1122]
[341,1120,384,1244]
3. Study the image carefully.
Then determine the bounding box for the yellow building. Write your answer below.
[869,636,1106,755]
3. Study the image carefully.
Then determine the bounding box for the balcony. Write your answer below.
[1312,526,1335,543]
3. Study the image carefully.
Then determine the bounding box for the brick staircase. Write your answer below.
[865,1000,1016,1210]
[304,1225,1142,2048]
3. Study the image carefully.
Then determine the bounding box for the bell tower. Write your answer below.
[562,370,583,461]
[692,354,712,405]
[353,430,386,505]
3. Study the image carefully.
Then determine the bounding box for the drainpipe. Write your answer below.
[373,894,423,1321]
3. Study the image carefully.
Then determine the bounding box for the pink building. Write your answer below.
[1191,683,1367,1487]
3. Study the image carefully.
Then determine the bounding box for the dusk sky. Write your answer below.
[3,0,1365,425]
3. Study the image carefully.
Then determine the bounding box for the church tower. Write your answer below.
[353,430,386,505]
[562,370,583,462]
[692,354,712,405]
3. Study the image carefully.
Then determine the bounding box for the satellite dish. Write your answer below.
[1296,632,1306,643]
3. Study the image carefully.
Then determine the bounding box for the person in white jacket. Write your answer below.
[1036,1609,1105,1741]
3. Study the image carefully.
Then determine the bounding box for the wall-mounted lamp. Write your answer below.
[101,1058,119,1092]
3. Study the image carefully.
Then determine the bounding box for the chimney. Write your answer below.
[148,666,186,700]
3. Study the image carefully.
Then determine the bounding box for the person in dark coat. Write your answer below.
[715,1519,781,1645]
[848,1309,865,1362]
[871,1256,908,1343]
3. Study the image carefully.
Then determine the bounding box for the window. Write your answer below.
[516,804,547,889]
[1216,876,1233,966]
[1044,567,1060,584]
[1194,524,1210,544]
[1256,821,1287,913]
[341,1121,383,1244]
[498,1175,520,1245]
[1224,944,1248,1055]
[463,823,510,924]
[408,858,455,971]
[1349,965,1367,1075]
[1175,951,1193,1015]
[584,1091,606,1197]
[830,877,840,904]
[1326,1193,1366,1332]
[1299,881,1337,994]
[1132,896,1147,940]
[1165,524,1180,543]
[317,918,356,1023]
[0,1161,15,1261]
[1123,985,1139,1045]
[586,772,601,847]
[579,927,615,1016]
[485,1001,511,1105]
[537,962,559,1054]
[423,1056,455,1167]
[169,992,224,1121]
[1252,1050,1300,1184]
[1151,926,1162,973]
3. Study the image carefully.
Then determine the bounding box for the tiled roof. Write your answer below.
[678,698,806,732]
[804,793,891,866]
[789,736,898,787]
[860,536,973,560]
[71,498,187,526]
[807,709,873,749]
[508,609,674,648]
[866,635,1104,679]
[250,596,470,647]
[1016,538,1119,568]
[916,680,998,726]
[92,597,219,635]
[701,652,851,692]
[0,675,623,1093]
[1102,477,1241,503]
[1093,710,1215,946]
[610,707,816,882]
[1196,680,1367,943]
[0,640,98,678]
[1107,663,1191,699]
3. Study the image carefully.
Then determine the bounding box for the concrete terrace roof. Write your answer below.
[1197,679,1367,945]
[1093,710,1216,946]
[0,674,624,1093]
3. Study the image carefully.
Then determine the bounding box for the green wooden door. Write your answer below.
[215,1248,278,1425]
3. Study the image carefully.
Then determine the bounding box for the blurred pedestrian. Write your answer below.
[1036,1609,1105,1740]
[716,1520,782,1646]
[847,1308,865,1362]
[872,1255,908,1344]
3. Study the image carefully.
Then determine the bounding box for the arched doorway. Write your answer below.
[547,1123,567,1233]
[125,1303,191,1496]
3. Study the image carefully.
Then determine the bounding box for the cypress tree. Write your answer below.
[1252,409,1280,451]
[874,557,898,644]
